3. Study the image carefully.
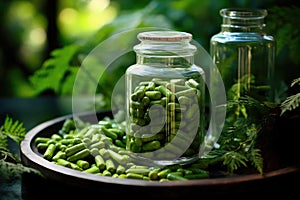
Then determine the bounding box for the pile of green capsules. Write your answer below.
[127,77,203,158]
[34,116,209,181]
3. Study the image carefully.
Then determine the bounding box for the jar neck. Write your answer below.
[136,54,194,67]
[220,8,267,32]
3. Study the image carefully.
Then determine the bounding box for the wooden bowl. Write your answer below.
[20,111,300,198]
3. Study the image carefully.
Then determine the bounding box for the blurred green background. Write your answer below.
[0,0,299,128]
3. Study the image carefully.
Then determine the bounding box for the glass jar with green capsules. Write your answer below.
[125,31,206,166]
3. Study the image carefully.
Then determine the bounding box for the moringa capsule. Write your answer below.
[125,31,206,166]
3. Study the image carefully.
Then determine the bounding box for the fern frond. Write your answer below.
[291,77,300,87]
[0,149,20,163]
[2,116,26,144]
[0,133,8,150]
[223,151,248,174]
[0,160,43,180]
[280,93,300,116]
[249,148,263,174]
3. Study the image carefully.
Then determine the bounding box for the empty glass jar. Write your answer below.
[125,31,206,166]
[210,8,276,106]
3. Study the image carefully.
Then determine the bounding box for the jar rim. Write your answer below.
[220,8,268,20]
[137,31,192,42]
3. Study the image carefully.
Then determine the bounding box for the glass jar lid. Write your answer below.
[137,31,192,42]
[134,31,196,56]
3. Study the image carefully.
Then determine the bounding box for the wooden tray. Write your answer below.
[20,111,300,198]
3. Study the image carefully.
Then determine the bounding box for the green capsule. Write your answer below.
[35,137,50,144]
[83,165,100,174]
[112,174,119,178]
[167,173,188,181]
[109,149,131,165]
[95,154,106,170]
[145,91,162,100]
[128,142,141,152]
[60,138,75,146]
[105,159,116,174]
[114,139,126,148]
[65,143,86,157]
[99,148,109,159]
[98,120,112,128]
[133,137,143,147]
[84,127,98,139]
[125,168,151,176]
[70,162,82,171]
[102,169,112,176]
[175,88,197,98]
[101,126,118,140]
[76,160,90,170]
[90,147,100,156]
[157,85,173,98]
[148,168,161,180]
[141,133,164,143]
[118,174,127,179]
[134,85,146,99]
[51,134,63,141]
[157,168,171,179]
[56,158,71,167]
[171,84,190,92]
[91,134,102,143]
[61,119,75,133]
[126,173,144,179]
[108,144,123,152]
[186,79,200,89]
[136,108,145,118]
[108,128,125,138]
[43,143,56,160]
[88,141,105,150]
[76,126,90,137]
[46,139,56,145]
[67,149,90,163]
[182,169,193,175]
[188,168,210,175]
[142,140,161,151]
[116,164,126,175]
[146,81,155,91]
[37,143,48,152]
[141,96,150,107]
[152,78,168,86]
[52,151,66,161]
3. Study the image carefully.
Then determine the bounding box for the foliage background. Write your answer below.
[0,1,299,199]
[0,0,299,126]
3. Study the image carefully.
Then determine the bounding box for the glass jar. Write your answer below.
[210,8,276,107]
[125,31,206,166]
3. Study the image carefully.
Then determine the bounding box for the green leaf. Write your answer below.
[0,160,43,180]
[29,44,80,95]
[0,132,8,150]
[2,116,26,144]
[0,148,20,163]
[291,77,300,87]
[280,93,300,116]
[249,148,263,175]
[223,151,248,173]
